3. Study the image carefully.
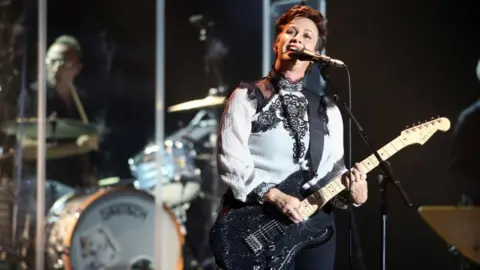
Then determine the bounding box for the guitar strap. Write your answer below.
[302,89,326,181]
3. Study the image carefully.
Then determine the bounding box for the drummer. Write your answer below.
[20,35,99,188]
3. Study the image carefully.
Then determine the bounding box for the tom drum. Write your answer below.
[128,140,201,206]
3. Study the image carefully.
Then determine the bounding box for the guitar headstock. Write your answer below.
[399,117,451,145]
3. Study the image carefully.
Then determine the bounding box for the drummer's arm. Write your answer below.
[21,135,99,160]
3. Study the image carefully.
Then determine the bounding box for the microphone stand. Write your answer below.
[318,64,413,270]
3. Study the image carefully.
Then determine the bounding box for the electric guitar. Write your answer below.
[209,117,451,270]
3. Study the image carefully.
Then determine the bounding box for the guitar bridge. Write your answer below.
[243,234,263,255]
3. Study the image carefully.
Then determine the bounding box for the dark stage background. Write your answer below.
[9,0,480,269]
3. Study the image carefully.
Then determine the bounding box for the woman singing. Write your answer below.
[212,5,368,270]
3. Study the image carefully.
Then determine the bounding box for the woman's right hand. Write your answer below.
[264,188,303,223]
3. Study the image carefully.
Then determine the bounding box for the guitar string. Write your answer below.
[248,173,305,241]
[250,184,319,240]
[249,219,286,243]
[249,186,338,241]
[250,196,322,241]
[248,175,343,242]
[249,220,281,239]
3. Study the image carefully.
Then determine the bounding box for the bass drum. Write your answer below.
[45,187,184,270]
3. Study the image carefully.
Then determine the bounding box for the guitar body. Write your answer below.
[209,171,334,270]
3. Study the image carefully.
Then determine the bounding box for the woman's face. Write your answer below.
[274,17,319,65]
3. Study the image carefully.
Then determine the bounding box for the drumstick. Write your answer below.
[20,213,30,257]
[70,84,89,124]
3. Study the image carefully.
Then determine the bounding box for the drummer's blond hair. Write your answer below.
[53,35,82,59]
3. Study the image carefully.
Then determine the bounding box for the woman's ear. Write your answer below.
[273,37,279,54]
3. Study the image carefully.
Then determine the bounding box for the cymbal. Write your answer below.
[194,153,214,160]
[418,205,480,265]
[1,117,100,140]
[167,95,226,113]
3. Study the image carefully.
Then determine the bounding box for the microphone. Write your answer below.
[291,47,346,67]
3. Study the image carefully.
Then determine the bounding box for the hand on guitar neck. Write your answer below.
[264,163,368,223]
[341,163,368,205]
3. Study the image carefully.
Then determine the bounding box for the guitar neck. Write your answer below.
[298,136,408,218]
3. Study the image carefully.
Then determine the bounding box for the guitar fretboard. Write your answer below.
[298,136,408,218]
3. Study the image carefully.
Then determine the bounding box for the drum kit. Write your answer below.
[0,11,230,270]
[0,88,228,270]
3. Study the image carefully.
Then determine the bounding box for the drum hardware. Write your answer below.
[194,153,213,161]
[164,92,226,269]
[170,202,191,234]
[130,258,153,270]
[97,176,136,187]
[0,246,28,270]
[0,179,32,270]
[1,177,75,267]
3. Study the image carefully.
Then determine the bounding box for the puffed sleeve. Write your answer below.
[217,88,275,202]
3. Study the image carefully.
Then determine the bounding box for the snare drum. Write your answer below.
[45,187,184,270]
[128,139,201,206]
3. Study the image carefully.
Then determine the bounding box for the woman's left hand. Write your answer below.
[341,163,368,205]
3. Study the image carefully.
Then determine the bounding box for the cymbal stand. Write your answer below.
[190,13,226,218]
[197,108,222,270]
[208,123,219,222]
[8,0,34,268]
[190,14,229,94]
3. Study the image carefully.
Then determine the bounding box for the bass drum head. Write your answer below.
[47,188,183,270]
